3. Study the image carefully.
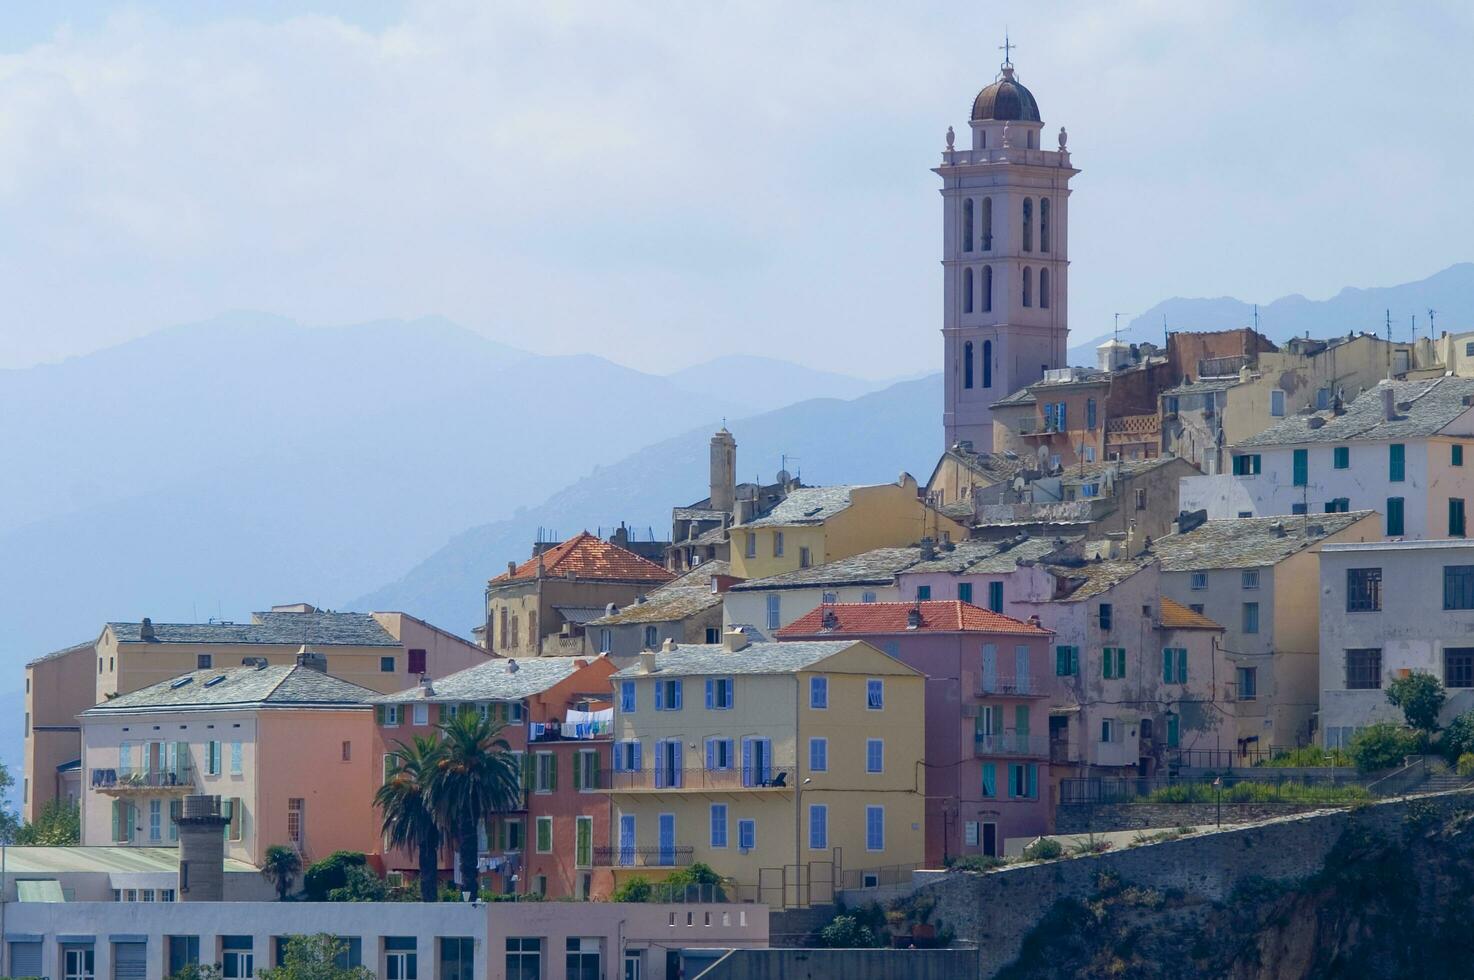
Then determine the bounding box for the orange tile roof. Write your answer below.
[490,531,675,585]
[776,601,1053,638]
[1158,597,1224,631]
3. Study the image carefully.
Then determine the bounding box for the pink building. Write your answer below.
[375,655,618,899]
[776,600,1053,862]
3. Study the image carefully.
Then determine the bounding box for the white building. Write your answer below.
[1318,539,1474,748]
[1179,377,1474,538]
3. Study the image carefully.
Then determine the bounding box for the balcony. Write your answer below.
[603,767,796,793]
[1049,739,1073,764]
[593,845,695,869]
[529,718,611,743]
[973,731,1049,758]
[90,765,195,795]
[975,676,1048,699]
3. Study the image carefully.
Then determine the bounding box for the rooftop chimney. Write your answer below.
[920,537,936,561]
[175,795,229,902]
[140,617,157,641]
[723,628,750,653]
[295,647,327,672]
[639,652,658,674]
[906,607,922,630]
[661,638,678,652]
[419,674,435,696]
[821,608,839,630]
[507,659,519,673]
[1381,384,1396,421]
[1027,614,1043,629]
[507,561,517,577]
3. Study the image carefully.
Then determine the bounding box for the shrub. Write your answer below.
[1350,723,1421,773]
[1259,746,1352,768]
[14,798,80,845]
[1021,837,1063,861]
[304,851,367,902]
[951,854,1006,872]
[326,864,389,902]
[611,877,653,902]
[1442,712,1474,759]
[1386,672,1446,732]
[1140,780,1371,805]
[1070,834,1113,856]
[1459,753,1474,779]
[815,915,882,948]
[653,862,726,902]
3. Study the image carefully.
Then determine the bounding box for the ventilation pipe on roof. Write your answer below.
[822,608,839,630]
[723,628,750,653]
[507,659,519,673]
[1027,614,1043,629]
[920,537,936,561]
[140,618,157,641]
[1381,384,1396,421]
[420,675,434,696]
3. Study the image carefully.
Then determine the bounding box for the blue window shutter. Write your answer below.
[673,680,683,710]
[705,679,714,709]
[654,682,664,711]
[742,738,753,787]
[633,742,643,770]
[726,739,735,766]
[706,740,715,770]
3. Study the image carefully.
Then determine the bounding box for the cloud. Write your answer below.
[0,1,1472,373]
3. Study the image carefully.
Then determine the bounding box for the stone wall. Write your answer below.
[1055,801,1329,833]
[917,790,1474,978]
[696,947,980,980]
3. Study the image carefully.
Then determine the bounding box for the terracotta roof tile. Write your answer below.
[776,601,1052,638]
[490,531,675,585]
[1157,597,1224,631]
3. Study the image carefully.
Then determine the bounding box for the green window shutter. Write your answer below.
[1102,650,1111,680]
[1390,443,1406,482]
[1178,648,1188,683]
[549,753,558,791]
[436,704,445,722]
[375,705,385,724]
[1162,649,1173,683]
[112,800,121,842]
[1292,449,1307,486]
[588,756,600,790]
[521,753,534,790]
[573,754,584,791]
[497,820,507,851]
[1070,647,1079,675]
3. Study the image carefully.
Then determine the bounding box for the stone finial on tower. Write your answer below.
[709,427,737,513]
[946,126,955,151]
[1058,126,1068,151]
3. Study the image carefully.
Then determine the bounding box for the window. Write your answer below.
[575,816,593,868]
[383,705,400,727]
[1242,602,1260,633]
[1162,648,1188,684]
[1039,267,1050,309]
[167,938,199,977]
[809,804,828,850]
[1334,446,1349,469]
[1022,198,1033,251]
[866,678,884,709]
[1271,390,1286,417]
[197,654,212,670]
[1054,645,1078,676]
[206,741,222,776]
[620,681,636,713]
[643,626,658,649]
[1190,603,1205,614]
[1292,503,1308,515]
[988,581,1004,613]
[705,627,720,643]
[810,676,828,708]
[1390,443,1406,482]
[766,594,781,630]
[1445,565,1474,609]
[1242,570,1259,590]
[535,753,557,793]
[981,197,993,249]
[865,805,885,851]
[380,656,395,673]
[1100,718,1118,743]
[738,819,756,851]
[705,737,734,770]
[866,739,884,773]
[1346,648,1382,690]
[1087,397,1097,430]
[230,740,243,775]
[1022,266,1032,307]
[773,532,784,557]
[958,582,974,604]
[809,737,828,772]
[744,533,756,558]
[1446,649,1474,689]
[440,939,475,980]
[1292,448,1307,486]
[535,816,553,853]
[149,799,162,841]
[223,937,255,980]
[705,676,735,709]
[861,591,877,603]
[287,797,303,844]
[1166,713,1181,748]
[1387,497,1405,536]
[654,678,683,711]
[916,584,932,601]
[1236,666,1258,700]
[341,741,351,762]
[799,546,812,568]
[710,804,728,848]
[1098,603,1112,631]
[1238,511,1254,519]
[1323,497,1350,514]
[963,340,974,386]
[1190,572,1208,590]
[598,629,612,653]
[227,796,242,841]
[412,703,428,726]
[407,648,426,675]
[1040,197,1051,251]
[383,938,414,980]
[982,338,993,386]
[1102,647,1126,679]
[1347,568,1383,612]
[574,750,599,791]
[1453,497,1468,538]
[961,198,974,252]
[1232,454,1262,476]
[1457,445,1466,467]
[1008,763,1037,799]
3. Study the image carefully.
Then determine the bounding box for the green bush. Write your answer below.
[14,798,80,845]
[951,854,1007,872]
[815,914,881,948]
[326,864,389,902]
[1258,746,1352,768]
[304,851,367,902]
[611,877,654,902]
[1458,753,1474,778]
[1442,712,1474,759]
[1386,672,1446,732]
[652,862,726,902]
[1350,723,1421,773]
[1140,781,1371,804]
[1021,837,1063,861]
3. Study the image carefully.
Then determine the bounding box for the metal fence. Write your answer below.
[601,767,795,791]
[591,845,693,868]
[1167,746,1317,769]
[839,863,918,891]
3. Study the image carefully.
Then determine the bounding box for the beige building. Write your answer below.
[924,445,1030,520]
[23,641,95,822]
[606,635,925,905]
[585,561,738,658]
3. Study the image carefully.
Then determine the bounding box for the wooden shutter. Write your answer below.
[1177,649,1188,683]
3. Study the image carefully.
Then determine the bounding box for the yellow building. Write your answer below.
[605,633,925,906]
[728,475,968,581]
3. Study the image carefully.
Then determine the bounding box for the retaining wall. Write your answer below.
[1055,801,1328,833]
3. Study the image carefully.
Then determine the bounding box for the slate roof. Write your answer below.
[84,664,378,714]
[1060,457,1189,486]
[0,846,259,875]
[491,531,675,585]
[587,561,730,626]
[1236,377,1474,448]
[377,656,591,704]
[1151,511,1376,571]
[728,536,1077,591]
[777,601,1052,638]
[673,507,725,523]
[936,448,1029,487]
[738,486,857,528]
[552,606,615,626]
[991,387,1037,408]
[107,612,398,647]
[26,640,94,668]
[1162,377,1241,397]
[610,641,872,678]
[1043,555,1156,601]
[1158,597,1224,631]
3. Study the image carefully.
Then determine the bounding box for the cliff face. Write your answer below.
[997,801,1474,979]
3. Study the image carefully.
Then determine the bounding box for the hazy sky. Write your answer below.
[2,1,1471,378]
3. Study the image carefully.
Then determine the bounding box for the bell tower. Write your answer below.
[936,47,1078,451]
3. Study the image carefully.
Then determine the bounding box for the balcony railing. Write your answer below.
[976,676,1047,698]
[529,721,611,743]
[91,765,195,792]
[973,732,1050,758]
[593,845,695,868]
[602,767,796,792]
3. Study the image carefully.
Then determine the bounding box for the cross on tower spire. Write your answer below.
[999,31,1016,69]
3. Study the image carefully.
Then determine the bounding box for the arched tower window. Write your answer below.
[1022,198,1033,252]
[962,199,974,253]
[981,198,993,251]
[964,342,974,389]
[982,266,993,313]
[1040,198,1051,253]
[982,340,993,389]
[1022,267,1033,308]
[963,268,974,314]
[1027,130,1036,149]
[1040,268,1051,309]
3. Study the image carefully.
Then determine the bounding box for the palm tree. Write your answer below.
[260,844,302,900]
[430,710,523,897]
[375,735,444,902]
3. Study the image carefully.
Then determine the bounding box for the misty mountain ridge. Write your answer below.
[1068,262,1474,364]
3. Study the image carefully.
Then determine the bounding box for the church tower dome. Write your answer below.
[971,67,1041,123]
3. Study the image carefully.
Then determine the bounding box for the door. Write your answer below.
[114,942,147,980]
[982,823,998,857]
[64,946,96,980]
[658,813,675,866]
[742,738,771,786]
[624,951,644,980]
[619,814,636,866]
[10,942,41,979]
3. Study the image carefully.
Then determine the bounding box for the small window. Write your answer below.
[1100,718,1117,743]
[808,804,828,850]
[643,626,658,649]
[1189,603,1205,615]
[619,681,636,713]
[821,591,838,604]
[705,677,735,710]
[866,679,884,710]
[1455,445,1465,467]
[407,648,427,675]
[1054,645,1078,676]
[1190,572,1208,591]
[197,654,212,670]
[1102,647,1126,679]
[1098,603,1112,631]
[599,629,612,654]
[1333,446,1349,469]
[1386,497,1405,536]
[1292,503,1308,515]
[654,679,683,711]
[988,581,1004,613]
[1236,667,1257,700]
[766,594,781,630]
[1345,648,1382,690]
[773,532,784,558]
[866,739,884,773]
[809,737,828,772]
[412,703,428,726]
[917,585,932,601]
[1242,570,1259,590]
[1390,443,1406,482]
[1270,389,1286,417]
[1162,647,1188,684]
[1292,448,1307,486]
[1347,568,1383,612]
[738,819,756,851]
[861,591,876,604]
[1445,649,1474,689]
[1444,565,1474,610]
[799,547,812,568]
[380,656,395,673]
[744,533,757,558]
[958,582,974,604]
[810,676,828,709]
[1452,497,1467,538]
[1242,602,1260,634]
[1232,454,1262,476]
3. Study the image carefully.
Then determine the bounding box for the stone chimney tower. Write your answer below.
[176,794,230,902]
[710,427,737,513]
